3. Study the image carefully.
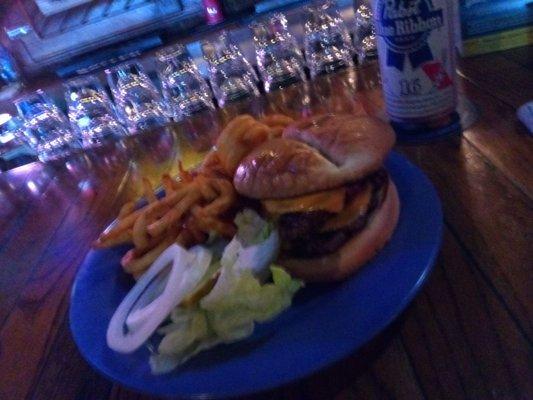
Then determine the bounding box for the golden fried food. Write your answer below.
[121,237,175,275]
[117,202,135,219]
[214,115,271,176]
[96,173,238,277]
[197,114,295,177]
[142,178,157,204]
[260,114,295,139]
[161,173,180,194]
[259,114,295,129]
[96,113,295,278]
[198,151,227,178]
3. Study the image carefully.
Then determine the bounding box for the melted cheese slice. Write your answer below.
[321,183,373,232]
[263,187,346,214]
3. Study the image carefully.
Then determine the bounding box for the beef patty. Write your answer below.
[278,169,389,258]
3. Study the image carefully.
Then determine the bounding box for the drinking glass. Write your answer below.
[65,75,127,148]
[201,32,259,107]
[303,1,355,78]
[0,113,35,170]
[156,44,215,121]
[15,90,81,162]
[220,31,259,82]
[250,13,306,92]
[353,0,377,64]
[0,44,22,101]
[0,113,23,150]
[105,61,169,133]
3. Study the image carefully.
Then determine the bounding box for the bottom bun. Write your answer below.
[279,180,400,282]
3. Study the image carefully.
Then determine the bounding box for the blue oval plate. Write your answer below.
[70,152,443,398]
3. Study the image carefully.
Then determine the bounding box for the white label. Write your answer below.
[374,0,456,120]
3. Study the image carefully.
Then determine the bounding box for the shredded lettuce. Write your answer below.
[157,310,208,354]
[148,209,303,374]
[234,209,273,247]
[223,209,280,280]
[201,265,302,341]
[271,265,304,294]
[150,264,303,373]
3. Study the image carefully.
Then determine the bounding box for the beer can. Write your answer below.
[373,0,459,137]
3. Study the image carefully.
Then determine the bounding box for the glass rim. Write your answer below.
[249,11,288,26]
[104,60,144,75]
[201,30,234,52]
[155,43,188,62]
[64,75,101,88]
[13,88,47,106]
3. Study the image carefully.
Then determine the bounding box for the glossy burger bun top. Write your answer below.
[234,114,395,199]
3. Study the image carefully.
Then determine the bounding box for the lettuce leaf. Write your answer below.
[150,308,221,374]
[150,265,302,373]
[149,210,302,374]
[201,265,302,341]
[234,208,272,247]
[222,209,279,280]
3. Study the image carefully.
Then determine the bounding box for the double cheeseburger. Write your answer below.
[233,114,400,282]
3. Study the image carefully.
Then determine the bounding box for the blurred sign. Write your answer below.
[458,0,533,56]
[34,0,93,16]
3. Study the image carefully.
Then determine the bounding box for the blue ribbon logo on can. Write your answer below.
[376,0,444,71]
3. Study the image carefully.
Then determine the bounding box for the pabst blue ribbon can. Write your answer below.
[373,0,457,133]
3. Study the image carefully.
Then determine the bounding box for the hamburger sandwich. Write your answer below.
[233,114,400,282]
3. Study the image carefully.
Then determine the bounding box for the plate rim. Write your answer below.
[69,151,443,398]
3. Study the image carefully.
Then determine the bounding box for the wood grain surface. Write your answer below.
[0,47,532,400]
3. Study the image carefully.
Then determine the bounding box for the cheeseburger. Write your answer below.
[233,114,400,282]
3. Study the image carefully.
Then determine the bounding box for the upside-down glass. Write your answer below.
[303,1,355,78]
[220,31,259,82]
[201,32,259,107]
[250,13,306,92]
[0,113,33,170]
[156,44,215,120]
[15,90,81,162]
[65,75,127,148]
[0,44,22,101]
[106,61,169,133]
[353,0,377,64]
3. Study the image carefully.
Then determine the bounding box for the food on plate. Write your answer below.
[234,114,399,282]
[210,114,294,177]
[106,209,302,374]
[259,113,295,138]
[96,112,401,282]
[94,113,295,279]
[98,112,401,373]
[95,170,238,278]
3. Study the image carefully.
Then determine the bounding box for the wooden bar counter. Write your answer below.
[0,47,531,400]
